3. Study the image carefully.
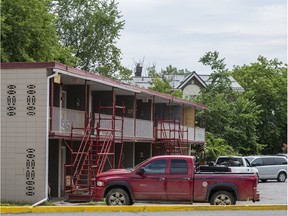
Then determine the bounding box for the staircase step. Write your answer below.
[72,152,91,154]
[74,183,90,186]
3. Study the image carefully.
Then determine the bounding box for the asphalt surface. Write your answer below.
[255,181,287,204]
[3,211,286,216]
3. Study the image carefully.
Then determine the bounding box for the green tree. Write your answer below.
[225,92,264,154]
[204,132,238,161]
[1,0,75,64]
[199,51,226,70]
[53,0,124,77]
[161,64,190,75]
[117,66,133,80]
[161,65,178,75]
[147,65,158,77]
[147,65,183,98]
[232,56,287,154]
[196,51,262,155]
[199,51,232,94]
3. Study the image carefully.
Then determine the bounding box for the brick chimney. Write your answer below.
[135,63,142,77]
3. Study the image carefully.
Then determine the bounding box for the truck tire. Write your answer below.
[210,190,236,205]
[277,172,287,182]
[105,188,131,205]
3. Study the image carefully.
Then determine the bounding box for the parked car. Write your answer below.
[277,153,288,158]
[245,155,287,182]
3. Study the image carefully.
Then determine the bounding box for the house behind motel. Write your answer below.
[1,62,207,203]
[126,65,243,100]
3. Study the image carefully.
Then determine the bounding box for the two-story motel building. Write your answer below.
[1,62,207,203]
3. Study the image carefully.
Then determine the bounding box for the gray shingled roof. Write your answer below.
[125,72,244,91]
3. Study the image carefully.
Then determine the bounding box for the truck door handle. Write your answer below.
[159,177,165,181]
[182,177,191,180]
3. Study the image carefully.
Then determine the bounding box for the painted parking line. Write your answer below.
[1,204,287,214]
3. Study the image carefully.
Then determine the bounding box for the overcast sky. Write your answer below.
[117,0,287,75]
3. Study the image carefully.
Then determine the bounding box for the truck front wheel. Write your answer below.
[210,190,236,205]
[106,188,131,206]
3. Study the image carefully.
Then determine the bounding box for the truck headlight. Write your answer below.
[96,181,105,187]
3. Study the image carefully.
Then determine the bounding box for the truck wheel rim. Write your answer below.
[215,195,231,205]
[109,192,125,205]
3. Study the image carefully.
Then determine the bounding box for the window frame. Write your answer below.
[170,159,188,174]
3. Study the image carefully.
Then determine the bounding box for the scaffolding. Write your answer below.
[64,102,125,201]
[156,119,189,155]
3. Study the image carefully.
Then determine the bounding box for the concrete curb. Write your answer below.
[1,205,287,214]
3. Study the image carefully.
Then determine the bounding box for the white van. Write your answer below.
[245,155,287,182]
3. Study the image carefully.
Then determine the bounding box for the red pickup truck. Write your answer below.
[95,155,260,205]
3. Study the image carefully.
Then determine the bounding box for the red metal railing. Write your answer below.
[156,119,189,155]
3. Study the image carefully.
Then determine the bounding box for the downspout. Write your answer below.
[32,71,59,207]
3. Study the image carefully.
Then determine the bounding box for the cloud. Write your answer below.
[117,0,287,72]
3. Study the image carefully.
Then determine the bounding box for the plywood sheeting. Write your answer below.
[183,107,195,127]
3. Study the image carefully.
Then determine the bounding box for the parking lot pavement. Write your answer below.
[255,181,287,204]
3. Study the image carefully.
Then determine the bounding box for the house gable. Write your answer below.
[176,72,207,100]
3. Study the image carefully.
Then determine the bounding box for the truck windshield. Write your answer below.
[126,158,151,171]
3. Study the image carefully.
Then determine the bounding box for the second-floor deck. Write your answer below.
[50,107,205,142]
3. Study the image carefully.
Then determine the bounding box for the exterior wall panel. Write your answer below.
[1,68,47,203]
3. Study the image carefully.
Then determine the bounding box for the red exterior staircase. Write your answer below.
[64,103,125,201]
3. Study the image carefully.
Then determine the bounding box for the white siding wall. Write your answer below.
[1,68,47,203]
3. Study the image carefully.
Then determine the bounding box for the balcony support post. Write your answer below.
[133,93,137,138]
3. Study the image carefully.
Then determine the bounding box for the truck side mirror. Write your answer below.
[136,167,145,175]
